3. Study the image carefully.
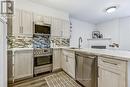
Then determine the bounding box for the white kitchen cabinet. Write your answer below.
[61,52,67,72]
[98,57,127,87]
[12,9,21,35]
[62,50,75,78]
[43,16,52,24]
[12,9,33,36]
[22,10,33,35]
[66,55,75,78]
[62,20,70,38]
[51,18,70,38]
[53,49,61,71]
[33,13,44,25]
[51,18,62,37]
[14,50,33,80]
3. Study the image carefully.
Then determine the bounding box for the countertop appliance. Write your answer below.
[33,48,52,75]
[75,52,98,87]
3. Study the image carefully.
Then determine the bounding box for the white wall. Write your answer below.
[119,17,130,51]
[96,17,130,51]
[70,18,95,48]
[15,0,69,20]
[96,19,120,44]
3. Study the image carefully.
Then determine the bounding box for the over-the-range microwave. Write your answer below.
[34,23,51,34]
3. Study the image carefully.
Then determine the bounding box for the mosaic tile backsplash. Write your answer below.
[8,35,70,48]
[33,35,50,48]
[7,35,33,48]
[51,37,70,47]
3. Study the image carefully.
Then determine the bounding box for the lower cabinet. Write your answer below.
[53,49,61,71]
[14,50,33,80]
[98,57,127,87]
[53,49,127,87]
[62,50,75,78]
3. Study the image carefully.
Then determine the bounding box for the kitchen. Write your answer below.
[0,0,130,87]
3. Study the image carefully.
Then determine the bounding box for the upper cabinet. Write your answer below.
[33,13,70,38]
[51,18,62,37]
[12,9,70,38]
[51,18,70,38]
[62,20,70,38]
[12,9,21,35]
[33,14,44,25]
[22,10,33,35]
[43,16,52,24]
[12,9,33,36]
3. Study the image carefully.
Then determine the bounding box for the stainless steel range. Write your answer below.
[33,48,52,75]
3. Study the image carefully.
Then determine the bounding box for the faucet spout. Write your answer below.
[78,37,83,49]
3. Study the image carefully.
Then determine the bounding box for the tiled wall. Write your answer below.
[33,35,50,48]
[8,35,70,48]
[7,35,33,48]
[51,37,70,47]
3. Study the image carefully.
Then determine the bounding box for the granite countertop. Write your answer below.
[62,48,130,61]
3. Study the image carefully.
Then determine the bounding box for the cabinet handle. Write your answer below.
[66,56,68,62]
[21,26,23,33]
[86,56,96,59]
[97,66,99,78]
[61,31,63,37]
[102,60,118,65]
[19,26,22,33]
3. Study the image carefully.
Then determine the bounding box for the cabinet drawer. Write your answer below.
[98,57,127,72]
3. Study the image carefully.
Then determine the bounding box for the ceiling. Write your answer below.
[28,0,130,24]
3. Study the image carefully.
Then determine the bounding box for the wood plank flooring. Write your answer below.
[9,71,82,87]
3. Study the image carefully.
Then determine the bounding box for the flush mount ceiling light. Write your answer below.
[106,6,117,13]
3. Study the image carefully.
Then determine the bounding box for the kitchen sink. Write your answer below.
[70,47,79,49]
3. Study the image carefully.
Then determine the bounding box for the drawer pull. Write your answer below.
[102,60,118,65]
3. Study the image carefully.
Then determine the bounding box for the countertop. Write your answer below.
[8,47,130,61]
[8,48,33,52]
[62,48,130,61]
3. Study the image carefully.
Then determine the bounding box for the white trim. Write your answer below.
[0,16,7,87]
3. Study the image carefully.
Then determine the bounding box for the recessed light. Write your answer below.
[106,6,117,13]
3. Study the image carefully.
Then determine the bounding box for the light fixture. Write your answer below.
[106,6,117,13]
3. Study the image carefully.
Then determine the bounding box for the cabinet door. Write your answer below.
[33,14,44,24]
[22,10,33,35]
[43,16,52,24]
[98,67,125,87]
[62,20,70,38]
[61,52,67,72]
[62,50,75,78]
[14,50,33,79]
[53,49,61,71]
[51,18,62,37]
[98,57,126,87]
[67,56,75,78]
[12,9,21,35]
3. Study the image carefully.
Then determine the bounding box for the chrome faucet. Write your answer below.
[78,37,82,49]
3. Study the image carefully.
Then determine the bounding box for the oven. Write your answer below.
[33,48,52,75]
[34,55,52,67]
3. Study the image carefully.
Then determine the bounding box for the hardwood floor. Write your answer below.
[9,71,82,87]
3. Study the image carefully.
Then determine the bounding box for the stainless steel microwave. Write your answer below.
[34,23,51,34]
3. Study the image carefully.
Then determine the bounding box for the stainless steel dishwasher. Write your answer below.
[75,52,98,87]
